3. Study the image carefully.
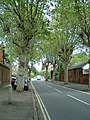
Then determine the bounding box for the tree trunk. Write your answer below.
[52,63,56,81]
[16,66,25,91]
[64,60,68,84]
[88,55,90,88]
[51,70,53,79]
[89,66,90,88]
[28,68,32,81]
[16,53,26,92]
[45,65,48,81]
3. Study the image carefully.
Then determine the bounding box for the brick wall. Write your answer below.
[0,63,10,84]
[0,50,3,63]
[0,45,10,85]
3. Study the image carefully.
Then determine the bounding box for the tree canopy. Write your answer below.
[0,0,90,87]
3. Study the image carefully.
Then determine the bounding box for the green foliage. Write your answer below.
[0,0,89,72]
[0,0,49,66]
[70,52,89,66]
[31,66,39,76]
[40,70,46,77]
[4,52,10,64]
[57,63,64,74]
[74,0,90,47]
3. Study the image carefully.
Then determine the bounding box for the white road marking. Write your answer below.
[47,82,53,85]
[53,88,62,93]
[47,85,51,88]
[31,82,51,120]
[56,84,90,95]
[67,94,90,106]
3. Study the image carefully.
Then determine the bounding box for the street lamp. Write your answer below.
[88,48,90,88]
[8,2,13,104]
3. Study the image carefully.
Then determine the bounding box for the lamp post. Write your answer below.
[8,2,13,104]
[88,48,90,88]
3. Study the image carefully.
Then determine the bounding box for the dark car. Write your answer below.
[24,79,29,91]
[11,76,17,90]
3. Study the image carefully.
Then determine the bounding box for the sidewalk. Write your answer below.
[0,83,37,120]
[0,81,89,120]
[48,80,90,92]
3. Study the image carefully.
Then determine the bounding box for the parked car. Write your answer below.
[11,76,17,90]
[36,75,46,81]
[36,75,41,80]
[31,77,37,81]
[24,79,29,91]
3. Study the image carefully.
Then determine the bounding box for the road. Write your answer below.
[32,81,90,120]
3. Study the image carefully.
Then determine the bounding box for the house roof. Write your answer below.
[69,61,89,70]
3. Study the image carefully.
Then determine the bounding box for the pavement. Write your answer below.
[0,80,90,120]
[48,80,90,92]
[0,83,37,120]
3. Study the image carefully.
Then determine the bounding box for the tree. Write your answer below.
[74,0,90,47]
[74,0,90,87]
[38,29,60,81]
[0,0,48,91]
[52,0,90,85]
[51,1,79,84]
[70,52,89,66]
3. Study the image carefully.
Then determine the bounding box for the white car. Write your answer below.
[31,77,37,81]
[36,75,45,81]
[31,75,45,81]
[36,75,41,80]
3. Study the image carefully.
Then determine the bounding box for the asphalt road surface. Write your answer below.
[32,81,90,120]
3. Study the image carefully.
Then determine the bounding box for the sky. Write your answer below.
[34,62,42,72]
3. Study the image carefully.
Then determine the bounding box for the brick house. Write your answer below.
[59,61,89,84]
[0,44,10,85]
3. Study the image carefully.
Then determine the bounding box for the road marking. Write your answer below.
[31,83,52,120]
[53,88,62,93]
[46,82,53,85]
[55,84,90,95]
[47,85,51,88]
[67,94,90,106]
